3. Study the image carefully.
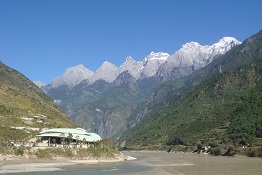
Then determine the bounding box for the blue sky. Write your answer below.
[0,0,262,84]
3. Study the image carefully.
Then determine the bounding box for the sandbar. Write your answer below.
[0,154,136,174]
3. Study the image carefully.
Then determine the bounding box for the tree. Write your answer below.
[76,135,80,148]
[66,133,73,147]
[60,133,65,148]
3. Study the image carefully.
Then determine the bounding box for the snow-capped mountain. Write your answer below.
[210,37,241,55]
[50,64,94,88]
[141,52,170,78]
[35,37,241,89]
[117,56,143,79]
[88,61,118,84]
[157,37,241,81]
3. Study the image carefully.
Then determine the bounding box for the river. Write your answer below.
[3,151,262,175]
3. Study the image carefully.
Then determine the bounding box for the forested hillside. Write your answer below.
[140,30,262,114]
[120,57,262,149]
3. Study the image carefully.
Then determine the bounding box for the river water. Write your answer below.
[6,151,262,175]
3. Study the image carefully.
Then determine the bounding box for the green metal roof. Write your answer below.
[37,128,102,142]
[40,128,88,135]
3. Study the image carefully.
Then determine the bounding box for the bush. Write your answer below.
[35,148,75,159]
[0,143,6,154]
[35,149,52,159]
[223,146,237,156]
[16,148,24,156]
[247,147,262,157]
[34,145,119,159]
[209,142,219,148]
[210,147,221,156]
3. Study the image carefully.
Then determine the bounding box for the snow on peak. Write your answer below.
[140,52,170,78]
[118,56,143,79]
[211,37,241,54]
[144,52,169,63]
[125,56,135,62]
[158,36,241,81]
[96,61,118,74]
[50,64,94,88]
[181,42,201,50]
[175,37,241,58]
[218,37,241,44]
[88,61,118,84]
[46,36,241,87]
[100,61,117,68]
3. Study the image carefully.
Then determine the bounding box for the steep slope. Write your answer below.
[117,56,143,79]
[119,30,262,148]
[0,62,76,143]
[48,64,94,89]
[33,81,46,88]
[157,37,241,81]
[56,79,113,117]
[88,61,118,84]
[120,57,262,148]
[136,30,262,123]
[71,72,162,138]
[141,52,169,78]
[183,30,262,87]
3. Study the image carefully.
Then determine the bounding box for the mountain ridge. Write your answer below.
[131,30,262,129]
[36,37,240,89]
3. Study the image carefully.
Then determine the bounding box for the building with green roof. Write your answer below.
[37,128,102,147]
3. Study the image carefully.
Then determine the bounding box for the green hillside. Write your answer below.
[143,30,262,113]
[121,57,262,149]
[0,62,77,143]
[119,30,262,150]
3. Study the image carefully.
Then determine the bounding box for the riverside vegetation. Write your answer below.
[0,137,121,160]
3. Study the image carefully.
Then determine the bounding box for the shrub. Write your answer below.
[210,147,221,156]
[34,146,119,159]
[223,146,237,156]
[35,149,52,159]
[247,147,262,157]
[16,148,24,156]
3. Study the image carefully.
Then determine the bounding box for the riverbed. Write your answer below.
[1,151,261,175]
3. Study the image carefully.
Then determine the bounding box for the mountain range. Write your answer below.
[38,37,240,90]
[35,37,242,138]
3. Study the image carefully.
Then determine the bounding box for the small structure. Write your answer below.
[202,146,211,151]
[37,128,102,147]
[33,115,47,123]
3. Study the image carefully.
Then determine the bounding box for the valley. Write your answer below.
[0,30,261,158]
[38,36,241,138]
